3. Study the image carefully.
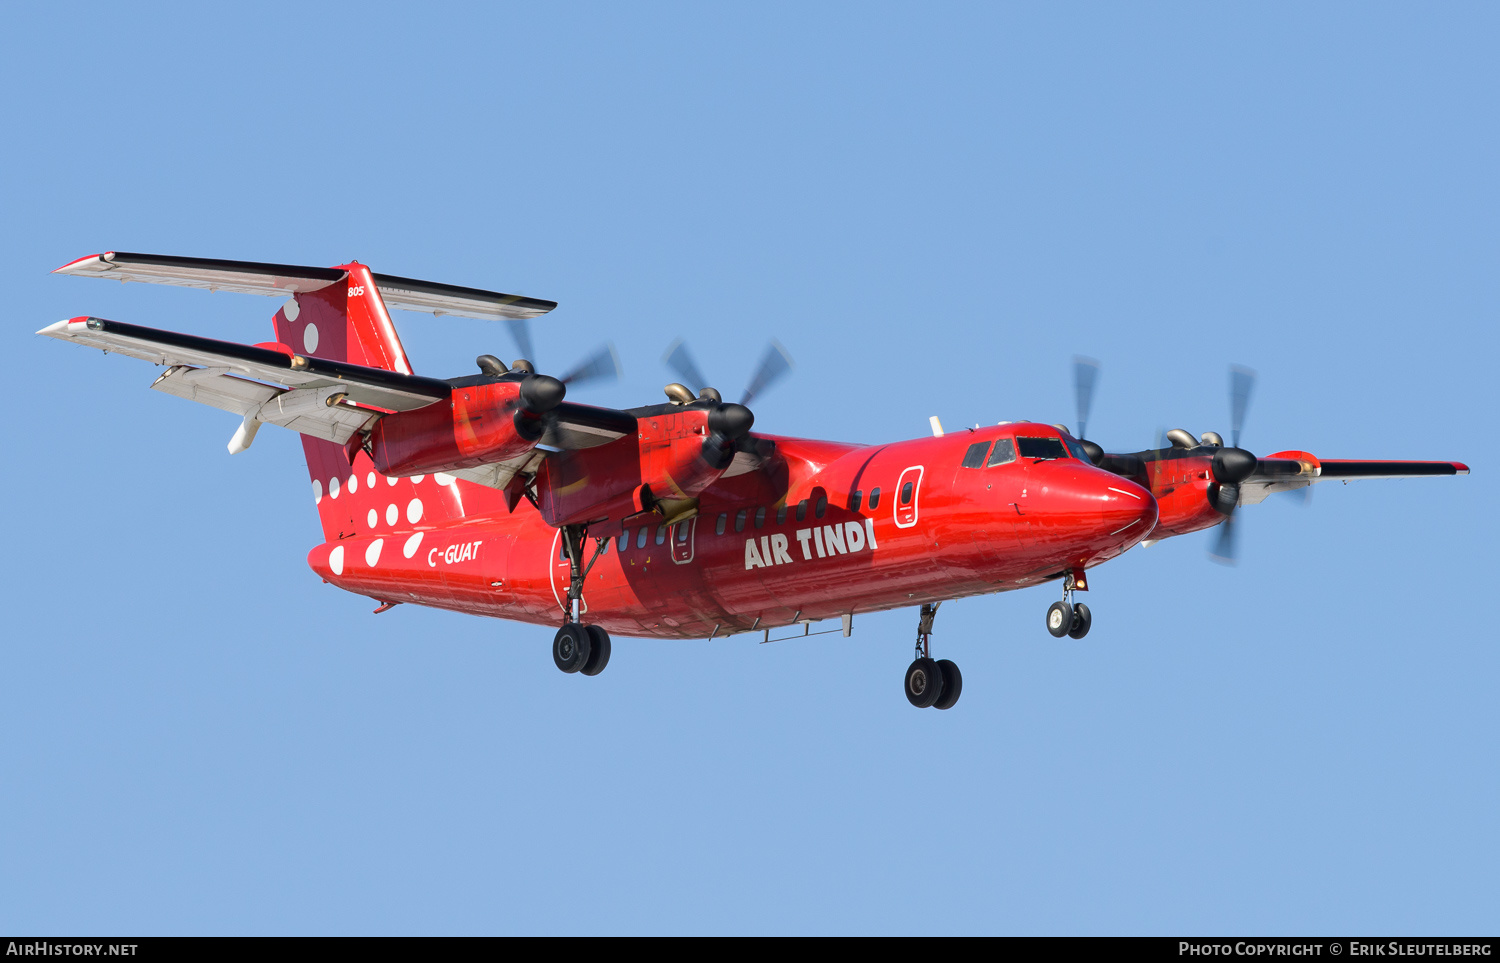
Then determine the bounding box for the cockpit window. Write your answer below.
[961,441,990,469]
[1061,435,1090,461]
[1017,436,1068,460]
[986,438,1016,467]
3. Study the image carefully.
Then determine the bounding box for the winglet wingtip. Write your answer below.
[52,252,108,275]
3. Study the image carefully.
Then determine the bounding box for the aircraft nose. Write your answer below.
[1026,462,1157,553]
[1093,475,1157,545]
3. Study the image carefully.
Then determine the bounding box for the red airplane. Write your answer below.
[40,252,1469,709]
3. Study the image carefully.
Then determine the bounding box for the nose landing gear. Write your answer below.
[905,601,962,709]
[1045,571,1092,639]
[552,524,613,677]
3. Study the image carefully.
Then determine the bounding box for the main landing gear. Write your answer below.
[1045,572,1092,640]
[905,601,962,710]
[552,524,612,677]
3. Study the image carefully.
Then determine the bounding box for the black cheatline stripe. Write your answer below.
[85,318,452,400]
[106,252,346,283]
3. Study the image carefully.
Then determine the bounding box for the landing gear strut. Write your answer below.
[905,601,962,710]
[1045,572,1092,640]
[552,524,613,676]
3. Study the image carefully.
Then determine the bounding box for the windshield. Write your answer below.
[1017,436,1068,461]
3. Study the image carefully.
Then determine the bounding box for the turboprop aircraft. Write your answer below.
[39,252,1470,709]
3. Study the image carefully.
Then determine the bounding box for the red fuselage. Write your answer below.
[307,422,1158,638]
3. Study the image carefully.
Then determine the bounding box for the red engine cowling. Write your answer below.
[371,377,561,476]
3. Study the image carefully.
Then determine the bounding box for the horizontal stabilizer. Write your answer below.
[54,252,556,320]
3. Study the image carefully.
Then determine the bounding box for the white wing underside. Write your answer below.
[40,318,534,490]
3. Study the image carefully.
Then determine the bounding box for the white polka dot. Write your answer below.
[367,509,377,528]
[386,476,398,487]
[303,322,319,353]
[348,474,358,494]
[435,472,455,486]
[407,498,423,524]
[329,545,344,576]
[403,531,424,558]
[411,475,425,485]
[283,298,300,322]
[365,538,384,567]
[367,472,377,488]
[312,479,323,504]
[386,504,398,525]
[330,476,341,499]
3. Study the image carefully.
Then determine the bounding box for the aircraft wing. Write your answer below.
[38,316,452,446]
[1238,454,1469,505]
[53,251,557,320]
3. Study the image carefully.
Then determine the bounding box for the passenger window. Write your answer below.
[735,509,747,532]
[655,526,667,545]
[796,500,808,521]
[868,487,881,510]
[754,506,766,529]
[1017,436,1067,460]
[961,441,991,468]
[676,524,689,544]
[850,490,863,511]
[901,481,914,505]
[617,530,629,552]
[814,494,827,519]
[986,438,1016,467]
[636,527,648,549]
[776,505,788,524]
[715,513,727,536]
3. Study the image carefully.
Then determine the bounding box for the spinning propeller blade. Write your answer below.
[1073,356,1100,442]
[662,338,710,394]
[740,340,794,407]
[560,343,623,386]
[506,317,536,369]
[1230,364,1256,449]
[1210,513,1238,565]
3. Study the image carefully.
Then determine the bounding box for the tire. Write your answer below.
[905,657,945,708]
[552,623,592,674]
[580,624,612,676]
[933,659,963,710]
[1067,602,1092,640]
[1046,601,1073,638]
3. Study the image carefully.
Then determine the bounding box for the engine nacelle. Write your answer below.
[371,376,563,476]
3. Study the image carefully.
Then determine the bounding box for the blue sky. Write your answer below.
[1,2,1495,934]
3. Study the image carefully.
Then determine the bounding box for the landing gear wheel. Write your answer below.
[1046,601,1074,638]
[1067,602,1092,640]
[932,659,963,710]
[552,623,592,674]
[905,657,945,708]
[580,624,612,676]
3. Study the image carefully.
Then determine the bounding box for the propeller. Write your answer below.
[1207,364,1259,564]
[1230,364,1255,448]
[559,343,623,387]
[663,338,711,398]
[1070,356,1105,464]
[1073,356,1100,444]
[741,340,794,407]
[501,314,622,389]
[661,338,795,407]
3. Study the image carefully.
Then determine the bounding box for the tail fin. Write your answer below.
[270,265,456,544]
[271,262,413,373]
